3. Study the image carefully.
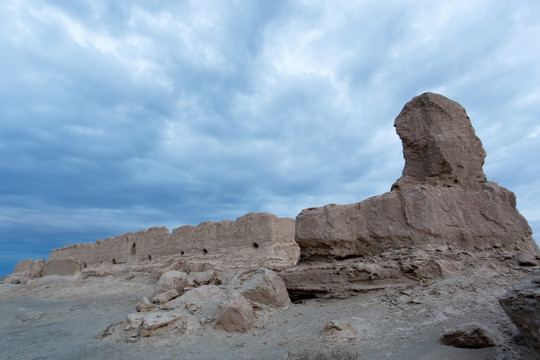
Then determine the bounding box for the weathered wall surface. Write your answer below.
[48,227,173,266]
[13,259,45,279]
[296,182,537,261]
[42,258,81,276]
[170,213,298,268]
[47,213,298,270]
[13,259,34,274]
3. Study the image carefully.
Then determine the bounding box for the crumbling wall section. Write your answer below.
[48,227,171,266]
[47,213,298,270]
[42,258,81,276]
[170,213,299,269]
[12,259,45,279]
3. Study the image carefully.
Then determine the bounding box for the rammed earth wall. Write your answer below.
[47,213,299,270]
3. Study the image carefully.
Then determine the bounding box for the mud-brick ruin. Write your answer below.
[48,213,298,269]
[13,213,299,278]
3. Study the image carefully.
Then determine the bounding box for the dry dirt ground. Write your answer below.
[0,256,537,360]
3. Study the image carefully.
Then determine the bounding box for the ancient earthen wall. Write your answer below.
[48,227,170,267]
[169,213,298,268]
[12,259,44,278]
[42,258,81,276]
[47,213,298,269]
[13,259,34,274]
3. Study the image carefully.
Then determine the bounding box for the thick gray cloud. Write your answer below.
[1,0,539,276]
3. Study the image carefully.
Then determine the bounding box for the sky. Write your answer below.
[1,1,539,277]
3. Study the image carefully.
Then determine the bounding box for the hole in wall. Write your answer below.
[112,259,117,264]
[180,251,184,256]
[130,243,136,256]
[83,262,87,268]
[203,248,208,254]
[252,242,259,249]
[147,255,152,261]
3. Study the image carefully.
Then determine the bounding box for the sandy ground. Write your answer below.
[0,258,537,360]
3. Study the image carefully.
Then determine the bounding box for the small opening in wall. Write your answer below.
[252,242,259,249]
[130,243,136,256]
[112,259,117,264]
[203,248,208,254]
[83,262,87,268]
[180,251,184,256]
[147,255,152,261]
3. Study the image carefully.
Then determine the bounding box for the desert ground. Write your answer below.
[1,253,536,360]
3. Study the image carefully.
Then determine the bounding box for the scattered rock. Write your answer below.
[400,259,448,280]
[229,268,291,308]
[187,270,216,287]
[140,312,185,334]
[152,289,180,305]
[516,252,537,267]
[439,323,498,348]
[499,272,540,356]
[135,297,156,312]
[153,271,189,298]
[214,293,255,333]
[163,285,227,312]
[323,319,358,343]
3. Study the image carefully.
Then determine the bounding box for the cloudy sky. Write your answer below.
[1,1,539,276]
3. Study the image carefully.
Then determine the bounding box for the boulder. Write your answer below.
[439,323,498,348]
[153,271,189,298]
[160,285,255,333]
[135,297,157,312]
[126,311,192,338]
[229,268,291,308]
[162,285,227,312]
[152,289,180,305]
[516,252,537,267]
[187,270,216,287]
[139,312,185,335]
[214,293,255,333]
[499,272,540,356]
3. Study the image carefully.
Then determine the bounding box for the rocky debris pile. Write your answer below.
[499,271,540,357]
[103,267,291,341]
[284,93,539,299]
